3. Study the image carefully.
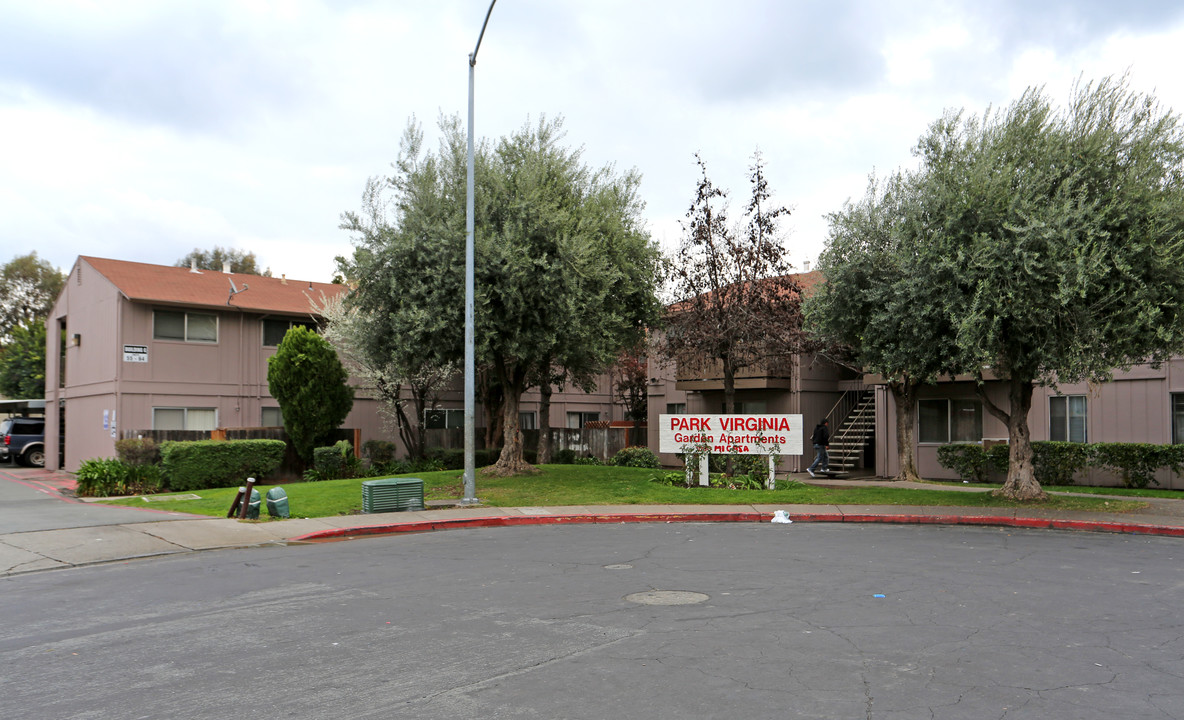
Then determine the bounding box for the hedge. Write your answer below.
[160,439,286,491]
[938,441,1184,488]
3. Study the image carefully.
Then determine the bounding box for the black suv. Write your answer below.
[1,416,45,467]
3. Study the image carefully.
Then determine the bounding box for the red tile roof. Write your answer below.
[81,256,346,316]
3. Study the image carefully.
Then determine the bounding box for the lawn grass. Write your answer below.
[99,464,1148,519]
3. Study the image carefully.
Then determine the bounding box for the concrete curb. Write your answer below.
[289,510,1184,542]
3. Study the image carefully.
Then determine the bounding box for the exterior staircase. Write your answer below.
[819,390,876,478]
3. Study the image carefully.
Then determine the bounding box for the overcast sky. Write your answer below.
[3,1,1184,283]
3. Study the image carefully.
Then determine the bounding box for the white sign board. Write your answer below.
[659,414,803,456]
[123,344,148,363]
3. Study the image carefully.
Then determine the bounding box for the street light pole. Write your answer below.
[463,0,496,505]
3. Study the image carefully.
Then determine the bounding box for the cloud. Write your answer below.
[0,1,324,135]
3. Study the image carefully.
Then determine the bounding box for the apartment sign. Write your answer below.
[659,414,803,455]
[123,345,148,363]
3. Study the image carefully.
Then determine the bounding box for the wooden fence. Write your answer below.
[424,425,647,463]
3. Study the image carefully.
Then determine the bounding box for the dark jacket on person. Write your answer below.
[811,422,829,446]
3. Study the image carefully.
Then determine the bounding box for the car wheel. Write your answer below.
[23,448,45,468]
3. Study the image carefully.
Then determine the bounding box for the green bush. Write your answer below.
[574,455,602,465]
[76,459,163,497]
[936,444,989,482]
[114,438,160,466]
[650,470,693,487]
[554,448,578,464]
[1091,443,1184,489]
[309,440,362,481]
[160,439,286,492]
[610,446,660,468]
[985,443,1010,474]
[363,440,398,465]
[1031,442,1092,486]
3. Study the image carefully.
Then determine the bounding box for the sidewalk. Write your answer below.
[4,466,1184,577]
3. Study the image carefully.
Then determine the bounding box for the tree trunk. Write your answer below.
[891,379,921,482]
[537,382,552,464]
[990,377,1046,501]
[490,365,536,476]
[723,359,736,476]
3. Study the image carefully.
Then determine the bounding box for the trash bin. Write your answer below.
[266,487,290,519]
[245,488,262,520]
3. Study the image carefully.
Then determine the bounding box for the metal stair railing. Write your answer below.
[824,390,876,473]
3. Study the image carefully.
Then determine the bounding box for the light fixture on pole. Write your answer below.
[462,0,496,505]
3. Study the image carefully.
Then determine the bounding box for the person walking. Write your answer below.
[807,419,829,477]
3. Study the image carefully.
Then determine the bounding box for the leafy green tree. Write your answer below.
[317,292,452,460]
[909,77,1184,500]
[176,246,272,276]
[339,115,661,475]
[806,173,960,482]
[0,320,47,398]
[266,325,355,461]
[0,252,64,343]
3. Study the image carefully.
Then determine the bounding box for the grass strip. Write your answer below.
[99,465,1147,519]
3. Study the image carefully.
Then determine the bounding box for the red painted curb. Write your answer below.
[289,511,1184,542]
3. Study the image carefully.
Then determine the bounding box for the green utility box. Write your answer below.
[362,478,425,513]
[266,487,290,518]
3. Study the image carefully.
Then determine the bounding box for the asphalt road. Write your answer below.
[3,522,1182,719]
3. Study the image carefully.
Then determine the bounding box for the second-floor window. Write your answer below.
[1049,395,1087,443]
[154,310,217,343]
[263,319,316,346]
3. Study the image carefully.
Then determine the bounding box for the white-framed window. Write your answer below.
[262,407,283,427]
[263,318,316,347]
[919,398,983,444]
[519,411,537,430]
[154,310,218,343]
[566,411,600,429]
[1049,395,1087,443]
[1171,393,1184,445]
[666,403,686,414]
[425,408,464,429]
[152,407,217,431]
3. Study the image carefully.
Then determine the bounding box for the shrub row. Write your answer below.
[161,439,286,492]
[78,438,286,496]
[75,458,164,497]
[937,442,1184,488]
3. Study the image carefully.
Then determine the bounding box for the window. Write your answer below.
[919,399,983,444]
[425,408,464,429]
[666,403,686,415]
[1049,395,1087,443]
[1170,393,1184,445]
[519,411,537,430]
[263,318,316,347]
[262,407,283,427]
[154,310,218,343]
[566,411,600,429]
[153,407,217,431]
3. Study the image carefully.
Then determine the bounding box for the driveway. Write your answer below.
[0,465,202,533]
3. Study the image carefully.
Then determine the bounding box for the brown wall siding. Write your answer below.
[873,366,1184,487]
